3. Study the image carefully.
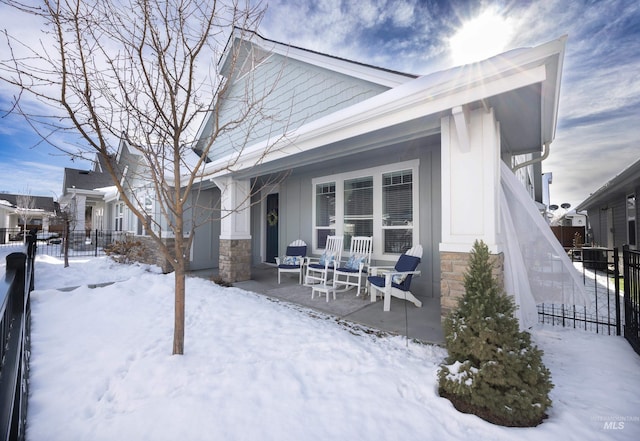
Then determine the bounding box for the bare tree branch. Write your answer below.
[0,0,290,355]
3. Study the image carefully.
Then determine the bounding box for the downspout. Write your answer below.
[512,142,551,172]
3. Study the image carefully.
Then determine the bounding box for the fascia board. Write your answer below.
[65,188,107,197]
[265,42,413,88]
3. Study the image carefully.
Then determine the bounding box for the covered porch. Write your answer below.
[191,264,444,344]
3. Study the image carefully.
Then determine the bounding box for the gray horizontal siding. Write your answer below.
[204,53,389,161]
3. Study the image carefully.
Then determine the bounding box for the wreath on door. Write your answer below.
[267,209,278,226]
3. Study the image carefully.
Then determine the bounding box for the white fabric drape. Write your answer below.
[500,162,589,329]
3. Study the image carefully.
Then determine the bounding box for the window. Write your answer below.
[344,177,373,249]
[115,203,124,231]
[628,194,636,247]
[312,160,419,257]
[315,182,335,248]
[382,170,413,253]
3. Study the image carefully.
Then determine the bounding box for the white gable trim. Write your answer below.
[222,29,414,88]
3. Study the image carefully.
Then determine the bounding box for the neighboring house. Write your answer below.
[60,153,117,235]
[576,156,640,250]
[0,193,57,243]
[188,28,567,320]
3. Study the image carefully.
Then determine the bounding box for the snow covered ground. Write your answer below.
[2,246,639,440]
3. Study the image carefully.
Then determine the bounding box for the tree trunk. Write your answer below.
[173,265,186,355]
[63,220,70,268]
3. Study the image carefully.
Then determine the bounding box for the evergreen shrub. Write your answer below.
[438,240,553,427]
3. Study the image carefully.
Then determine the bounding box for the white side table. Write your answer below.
[311,284,336,302]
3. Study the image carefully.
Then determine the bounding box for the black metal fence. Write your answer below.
[0,231,35,441]
[538,247,622,336]
[1,228,131,258]
[623,245,640,356]
[37,230,131,258]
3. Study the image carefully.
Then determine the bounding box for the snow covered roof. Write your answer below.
[0,193,57,212]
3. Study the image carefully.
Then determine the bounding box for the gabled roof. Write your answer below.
[219,27,416,88]
[204,33,567,179]
[576,156,640,211]
[0,193,57,213]
[62,167,115,193]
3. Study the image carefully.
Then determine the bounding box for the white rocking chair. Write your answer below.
[333,236,373,296]
[305,235,343,287]
[367,244,423,312]
[275,240,307,284]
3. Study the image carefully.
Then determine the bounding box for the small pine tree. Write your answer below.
[438,240,553,427]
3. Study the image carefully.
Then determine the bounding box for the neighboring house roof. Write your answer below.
[201,31,566,180]
[62,167,115,193]
[576,156,640,211]
[0,193,57,213]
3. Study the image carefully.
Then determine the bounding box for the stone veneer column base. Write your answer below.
[135,236,176,274]
[219,239,251,283]
[440,250,504,322]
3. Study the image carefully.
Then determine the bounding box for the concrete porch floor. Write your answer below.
[189,264,444,345]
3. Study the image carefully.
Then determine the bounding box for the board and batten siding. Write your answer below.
[204,52,390,161]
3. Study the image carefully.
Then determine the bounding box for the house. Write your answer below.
[0,193,57,243]
[188,28,567,320]
[575,156,640,250]
[60,154,117,235]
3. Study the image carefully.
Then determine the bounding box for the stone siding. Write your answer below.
[440,251,504,320]
[219,239,251,282]
[135,236,176,274]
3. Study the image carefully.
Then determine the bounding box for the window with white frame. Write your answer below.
[382,170,413,253]
[115,202,124,232]
[315,182,335,248]
[627,194,636,247]
[343,176,373,250]
[312,160,419,257]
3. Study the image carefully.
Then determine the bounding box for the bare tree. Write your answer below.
[1,0,290,354]
[15,191,35,242]
[58,193,77,268]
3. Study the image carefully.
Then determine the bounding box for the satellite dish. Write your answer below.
[549,204,559,211]
[561,203,571,209]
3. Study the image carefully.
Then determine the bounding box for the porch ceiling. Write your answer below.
[489,83,543,155]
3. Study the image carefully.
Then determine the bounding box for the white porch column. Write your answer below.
[439,107,504,318]
[73,194,86,233]
[213,177,252,282]
[440,106,502,254]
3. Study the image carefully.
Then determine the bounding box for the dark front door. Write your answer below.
[266,193,279,263]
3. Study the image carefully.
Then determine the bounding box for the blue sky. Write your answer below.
[1,0,639,209]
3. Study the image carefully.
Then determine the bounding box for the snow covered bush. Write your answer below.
[438,240,553,427]
[105,239,146,264]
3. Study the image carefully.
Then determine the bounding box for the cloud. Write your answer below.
[0,0,637,210]
[0,160,65,197]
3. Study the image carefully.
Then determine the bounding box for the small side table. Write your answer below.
[311,284,336,302]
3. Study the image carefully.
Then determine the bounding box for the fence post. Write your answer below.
[95,229,98,257]
[26,229,37,292]
[1,252,27,440]
[614,247,621,336]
